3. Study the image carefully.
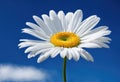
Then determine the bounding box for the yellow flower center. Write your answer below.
[50,32,80,48]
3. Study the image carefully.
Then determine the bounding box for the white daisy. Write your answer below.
[18,9,111,63]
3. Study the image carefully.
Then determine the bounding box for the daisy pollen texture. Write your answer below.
[18,9,111,63]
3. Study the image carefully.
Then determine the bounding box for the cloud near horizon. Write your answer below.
[0,64,48,82]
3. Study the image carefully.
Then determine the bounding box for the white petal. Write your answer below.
[71,48,80,61]
[49,10,63,32]
[51,47,62,58]
[22,28,49,41]
[68,48,74,60]
[19,39,48,43]
[79,48,94,62]
[37,50,52,63]
[18,42,37,48]
[33,15,52,35]
[102,37,111,41]
[27,50,37,59]
[78,18,100,36]
[60,48,67,58]
[24,42,53,53]
[76,15,100,36]
[26,22,49,37]
[81,28,111,42]
[65,12,73,26]
[67,48,72,60]
[18,39,48,48]
[81,26,109,38]
[99,43,109,48]
[26,22,42,32]
[42,14,58,33]
[28,48,51,58]
[37,54,48,63]
[67,10,83,32]
[58,11,67,31]
[93,37,111,43]
[78,43,101,48]
[92,41,110,48]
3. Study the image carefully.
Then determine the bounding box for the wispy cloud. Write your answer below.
[0,64,48,82]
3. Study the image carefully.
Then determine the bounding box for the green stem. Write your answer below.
[63,57,67,82]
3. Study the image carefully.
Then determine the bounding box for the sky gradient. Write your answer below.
[0,0,120,82]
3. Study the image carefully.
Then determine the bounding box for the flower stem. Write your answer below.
[63,57,67,82]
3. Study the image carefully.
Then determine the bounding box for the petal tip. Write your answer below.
[50,10,55,13]
[27,56,32,59]
[33,15,37,18]
[37,60,40,63]
[76,9,82,13]
[37,58,43,63]
[90,59,94,62]
[26,22,29,25]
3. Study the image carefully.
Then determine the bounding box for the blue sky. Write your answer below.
[0,0,120,82]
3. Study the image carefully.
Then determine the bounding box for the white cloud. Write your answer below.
[0,64,48,82]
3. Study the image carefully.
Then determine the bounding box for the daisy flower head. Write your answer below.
[18,9,111,63]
